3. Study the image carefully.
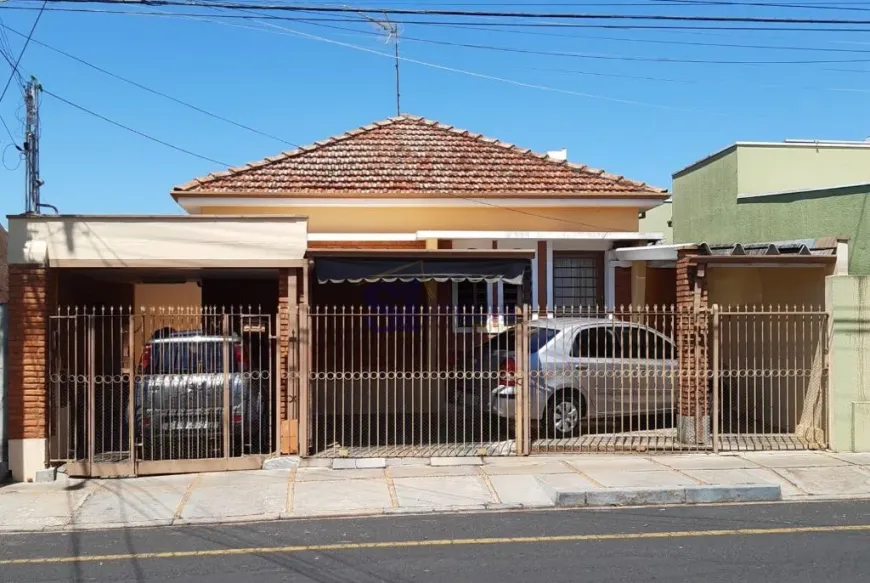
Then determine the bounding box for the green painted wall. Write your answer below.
[673,144,870,275]
[672,148,738,245]
[828,275,870,452]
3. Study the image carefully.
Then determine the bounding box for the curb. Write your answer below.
[535,478,782,507]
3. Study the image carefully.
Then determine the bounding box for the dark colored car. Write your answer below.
[134,329,269,459]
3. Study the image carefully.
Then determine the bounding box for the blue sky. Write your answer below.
[0,0,869,217]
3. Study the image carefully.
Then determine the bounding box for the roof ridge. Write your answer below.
[419,120,664,193]
[173,114,667,194]
[174,114,414,192]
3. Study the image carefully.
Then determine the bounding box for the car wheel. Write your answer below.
[546,391,584,438]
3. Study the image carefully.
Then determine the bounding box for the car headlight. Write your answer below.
[495,385,516,398]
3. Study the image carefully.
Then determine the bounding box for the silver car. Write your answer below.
[456,318,677,437]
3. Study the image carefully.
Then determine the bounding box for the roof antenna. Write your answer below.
[358,11,400,116]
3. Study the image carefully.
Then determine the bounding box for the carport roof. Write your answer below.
[614,238,841,263]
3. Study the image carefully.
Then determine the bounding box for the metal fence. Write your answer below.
[47,306,277,477]
[302,304,829,457]
[307,306,518,457]
[46,303,829,473]
[715,306,828,452]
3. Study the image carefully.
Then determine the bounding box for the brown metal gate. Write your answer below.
[47,306,278,477]
[297,304,829,458]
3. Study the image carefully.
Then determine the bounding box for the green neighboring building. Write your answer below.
[671,140,870,274]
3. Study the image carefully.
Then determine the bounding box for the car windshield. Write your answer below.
[481,327,558,354]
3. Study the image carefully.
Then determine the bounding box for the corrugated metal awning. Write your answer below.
[314,257,529,285]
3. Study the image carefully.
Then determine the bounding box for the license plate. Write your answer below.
[163,420,217,430]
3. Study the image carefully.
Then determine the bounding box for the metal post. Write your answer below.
[221,313,230,464]
[127,313,136,471]
[274,309,282,455]
[86,313,95,476]
[298,303,310,457]
[515,304,531,456]
[513,305,524,457]
[712,304,720,453]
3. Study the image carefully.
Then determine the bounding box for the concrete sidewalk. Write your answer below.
[2,451,870,533]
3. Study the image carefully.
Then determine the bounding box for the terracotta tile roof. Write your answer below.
[173,115,666,198]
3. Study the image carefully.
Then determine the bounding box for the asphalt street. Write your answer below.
[2,501,870,582]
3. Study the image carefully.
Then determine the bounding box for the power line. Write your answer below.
[47,79,652,233]
[23,21,662,232]
[12,4,870,54]
[350,28,870,64]
[13,3,870,49]
[181,1,870,93]
[526,63,870,93]
[0,114,16,143]
[10,5,870,32]
[0,0,45,105]
[42,88,230,166]
[181,0,870,64]
[192,6,743,119]
[651,0,870,10]
[0,23,302,147]
[24,0,870,26]
[0,28,22,143]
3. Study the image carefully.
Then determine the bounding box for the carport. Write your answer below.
[5,214,308,481]
[304,248,534,457]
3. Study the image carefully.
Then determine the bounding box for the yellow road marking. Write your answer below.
[3,524,870,566]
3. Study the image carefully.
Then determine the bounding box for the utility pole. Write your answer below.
[23,76,43,215]
[359,13,400,116]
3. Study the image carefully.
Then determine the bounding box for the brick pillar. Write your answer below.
[7,264,53,481]
[277,268,301,454]
[675,249,709,444]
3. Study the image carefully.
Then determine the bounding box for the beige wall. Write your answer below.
[7,216,307,266]
[198,206,641,233]
[132,283,202,364]
[708,265,830,308]
[709,265,830,435]
[639,201,672,244]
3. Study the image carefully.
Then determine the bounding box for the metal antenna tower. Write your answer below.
[23,76,43,214]
[358,12,401,116]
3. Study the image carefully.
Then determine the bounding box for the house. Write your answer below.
[172,114,672,457]
[615,141,862,449]
[172,115,669,314]
[4,115,670,480]
[671,139,870,275]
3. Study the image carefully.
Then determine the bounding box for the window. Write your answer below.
[552,254,601,308]
[480,327,558,355]
[611,326,674,360]
[570,326,614,358]
[503,263,532,320]
[454,280,489,330]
